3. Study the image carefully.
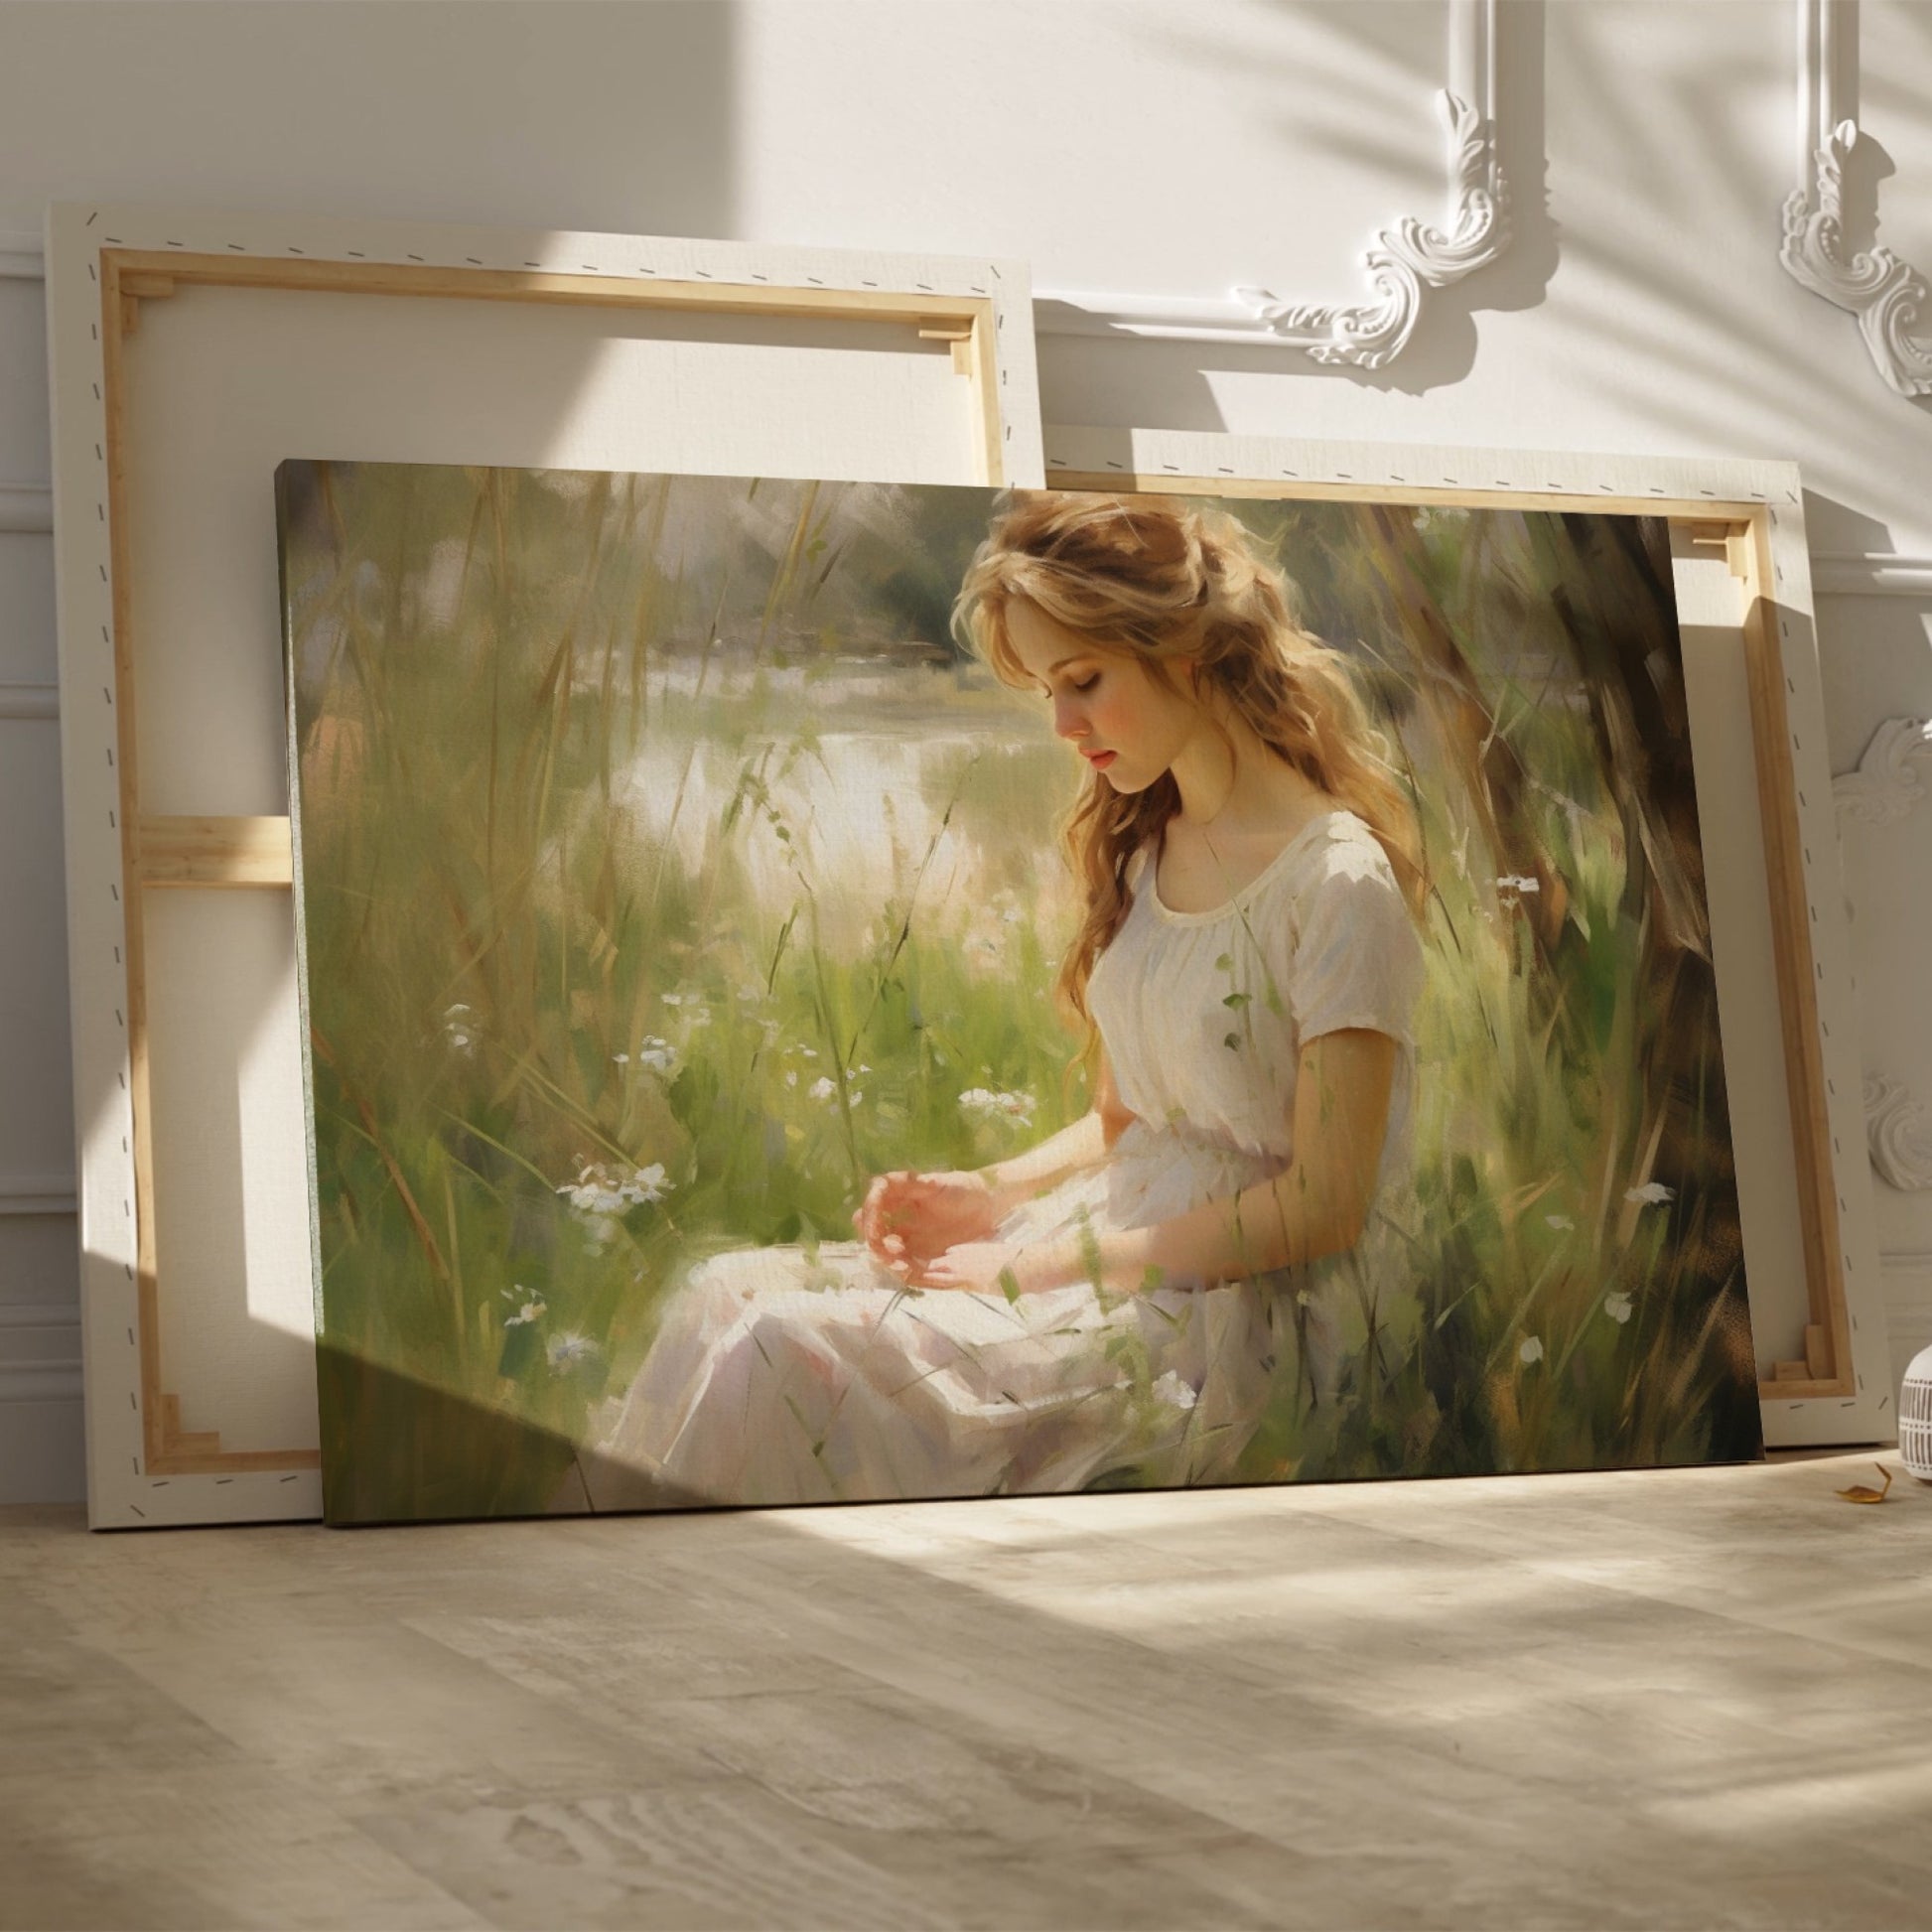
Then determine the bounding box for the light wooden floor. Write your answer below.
[4,1450,1931,1931]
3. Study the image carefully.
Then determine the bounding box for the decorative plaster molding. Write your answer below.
[1780,0,1932,399]
[0,490,57,729]
[1035,0,1509,366]
[0,1304,78,1329]
[0,482,54,533]
[0,684,57,722]
[1863,1073,1932,1191]
[1834,717,1932,825]
[0,1175,78,1217]
[0,6,1514,373]
[0,231,42,281]
[1837,721,1932,1197]
[0,1364,83,1406]
[1811,552,1932,597]
[0,1304,83,1409]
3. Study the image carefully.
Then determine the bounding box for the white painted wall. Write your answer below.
[3,0,1928,1502]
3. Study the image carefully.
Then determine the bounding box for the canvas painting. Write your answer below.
[279,461,1762,1524]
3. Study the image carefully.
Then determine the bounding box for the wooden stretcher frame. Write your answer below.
[46,202,1043,1526]
[1043,424,1891,1450]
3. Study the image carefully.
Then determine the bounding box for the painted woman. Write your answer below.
[576,492,1428,1507]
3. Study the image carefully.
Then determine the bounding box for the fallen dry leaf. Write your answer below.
[1834,1463,1894,1505]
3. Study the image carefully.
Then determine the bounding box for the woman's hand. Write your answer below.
[854,1170,1002,1274]
[915,1237,1076,1296]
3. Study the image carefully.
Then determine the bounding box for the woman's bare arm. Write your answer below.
[980,1048,1135,1210]
[1123,1029,1395,1286]
[917,1031,1394,1292]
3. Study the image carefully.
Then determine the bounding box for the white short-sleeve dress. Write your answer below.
[581,808,1425,1507]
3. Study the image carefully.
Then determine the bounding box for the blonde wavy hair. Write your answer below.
[953,491,1425,1034]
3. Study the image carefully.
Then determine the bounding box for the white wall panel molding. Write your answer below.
[1833,716,1932,825]
[1833,717,1932,1203]
[0,683,57,722]
[1780,0,1932,399]
[0,231,42,280]
[0,482,54,532]
[1035,0,1508,366]
[1879,1252,1932,1295]
[1879,1255,1932,1379]
[1835,720,1932,1196]
[0,1174,78,1217]
[0,1302,82,1409]
[1811,553,1932,597]
[1863,1075,1932,1193]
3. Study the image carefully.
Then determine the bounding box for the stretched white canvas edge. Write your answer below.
[46,199,1045,1528]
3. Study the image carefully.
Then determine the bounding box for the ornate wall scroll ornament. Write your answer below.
[1833,718,1932,826]
[1863,1074,1932,1192]
[1035,0,1509,365]
[1231,92,1508,369]
[1780,0,1932,399]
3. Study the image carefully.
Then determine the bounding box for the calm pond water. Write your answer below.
[616,661,1084,957]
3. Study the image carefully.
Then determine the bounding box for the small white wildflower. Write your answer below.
[809,1075,837,1103]
[801,1046,819,1060]
[1545,1213,1575,1231]
[1150,1370,1198,1413]
[1624,1181,1675,1207]
[621,1163,671,1206]
[661,992,685,1007]
[545,1331,599,1372]
[849,1090,865,1107]
[636,1035,676,1073]
[1518,1335,1544,1366]
[560,1161,671,1223]
[1604,1292,1634,1325]
[1497,875,1541,894]
[505,1295,546,1328]
[960,1086,1035,1127]
[784,1069,798,1088]
[612,1052,630,1065]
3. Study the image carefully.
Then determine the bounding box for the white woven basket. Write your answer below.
[1902,1343,1932,1481]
